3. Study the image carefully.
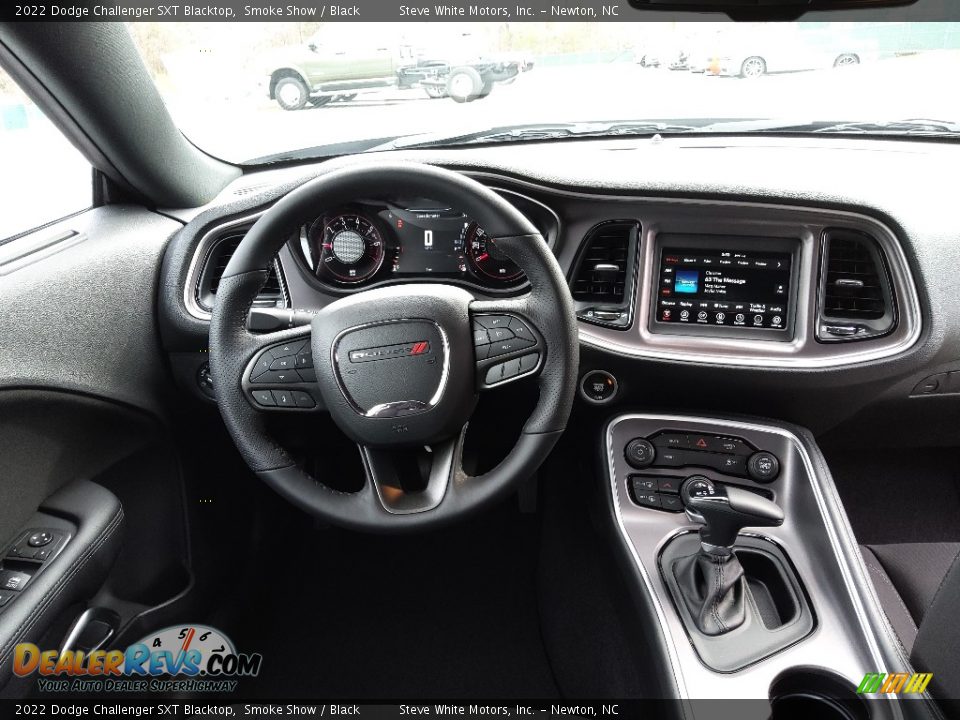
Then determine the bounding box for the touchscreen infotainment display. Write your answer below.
[655,246,792,330]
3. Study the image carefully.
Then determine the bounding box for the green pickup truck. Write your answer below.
[264,35,533,110]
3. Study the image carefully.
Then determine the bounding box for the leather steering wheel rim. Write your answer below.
[208,161,578,532]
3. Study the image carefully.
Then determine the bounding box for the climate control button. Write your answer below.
[625,438,656,469]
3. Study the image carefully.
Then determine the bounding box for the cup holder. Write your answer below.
[770,668,870,720]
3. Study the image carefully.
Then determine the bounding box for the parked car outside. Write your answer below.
[702,26,878,78]
[263,32,532,109]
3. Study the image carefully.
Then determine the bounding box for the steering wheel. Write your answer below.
[209,162,578,532]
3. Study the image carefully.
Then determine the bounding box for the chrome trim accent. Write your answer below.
[183,211,289,321]
[330,318,451,417]
[461,173,921,368]
[605,413,907,712]
[583,205,920,368]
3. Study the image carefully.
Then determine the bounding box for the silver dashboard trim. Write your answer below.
[183,210,290,321]
[463,173,922,369]
[605,413,912,714]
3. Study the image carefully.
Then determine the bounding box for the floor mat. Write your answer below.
[824,446,960,545]
[214,503,559,699]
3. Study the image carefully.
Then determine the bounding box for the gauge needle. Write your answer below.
[176,627,196,670]
[476,253,489,262]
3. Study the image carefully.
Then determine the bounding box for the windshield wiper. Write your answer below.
[375,121,706,151]
[811,119,960,136]
[695,117,960,137]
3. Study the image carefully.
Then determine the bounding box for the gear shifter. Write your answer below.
[681,475,784,554]
[674,476,784,635]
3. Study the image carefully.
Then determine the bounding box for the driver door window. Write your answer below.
[0,64,90,242]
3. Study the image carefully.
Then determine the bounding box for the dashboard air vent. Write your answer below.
[570,221,639,329]
[817,229,895,342]
[197,231,286,312]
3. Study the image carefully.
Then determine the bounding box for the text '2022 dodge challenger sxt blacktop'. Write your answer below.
[1,8,960,719]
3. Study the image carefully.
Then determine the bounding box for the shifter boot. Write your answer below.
[674,551,746,636]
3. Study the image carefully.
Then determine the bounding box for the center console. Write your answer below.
[605,414,926,720]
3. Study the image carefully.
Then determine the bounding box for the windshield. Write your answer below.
[129,21,960,164]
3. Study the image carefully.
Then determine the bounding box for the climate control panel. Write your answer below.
[624,430,781,483]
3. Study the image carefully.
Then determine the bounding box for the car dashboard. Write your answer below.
[153,134,960,443]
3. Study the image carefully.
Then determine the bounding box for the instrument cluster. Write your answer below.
[296,200,527,291]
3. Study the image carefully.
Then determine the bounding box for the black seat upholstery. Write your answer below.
[861,542,960,711]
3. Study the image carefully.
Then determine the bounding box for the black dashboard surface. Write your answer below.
[156,136,960,443]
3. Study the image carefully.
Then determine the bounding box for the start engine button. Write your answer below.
[580,370,618,404]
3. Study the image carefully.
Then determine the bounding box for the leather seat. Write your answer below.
[861,542,960,709]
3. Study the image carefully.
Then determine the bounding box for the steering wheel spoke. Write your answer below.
[470,297,546,391]
[209,162,577,531]
[358,426,467,515]
[241,327,324,412]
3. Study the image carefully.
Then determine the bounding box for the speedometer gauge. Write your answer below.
[313,214,385,284]
[463,223,523,282]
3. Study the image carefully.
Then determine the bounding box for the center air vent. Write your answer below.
[570,221,639,329]
[196,230,286,313]
[817,229,895,342]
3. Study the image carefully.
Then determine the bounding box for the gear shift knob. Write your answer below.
[681,475,784,554]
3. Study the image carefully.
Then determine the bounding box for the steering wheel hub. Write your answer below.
[208,161,578,531]
[311,284,477,447]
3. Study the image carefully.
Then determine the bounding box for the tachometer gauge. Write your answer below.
[312,214,385,284]
[463,222,523,282]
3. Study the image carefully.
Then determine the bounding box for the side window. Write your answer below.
[0,64,91,242]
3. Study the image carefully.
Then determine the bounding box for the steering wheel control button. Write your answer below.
[507,317,535,342]
[297,367,317,382]
[0,570,31,592]
[257,370,298,384]
[518,353,539,372]
[251,356,272,379]
[272,389,295,407]
[27,532,52,548]
[625,438,656,469]
[251,390,276,407]
[269,356,296,371]
[580,370,618,404]
[473,327,490,346]
[748,451,781,483]
[293,391,316,409]
[488,327,514,343]
[488,338,527,358]
[295,351,313,369]
[272,340,307,358]
[0,591,14,607]
[476,315,512,329]
[485,363,506,384]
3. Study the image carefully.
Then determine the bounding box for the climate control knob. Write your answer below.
[747,451,780,483]
[625,438,656,469]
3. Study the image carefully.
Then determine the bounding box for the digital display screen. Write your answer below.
[381,207,467,276]
[656,246,792,330]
